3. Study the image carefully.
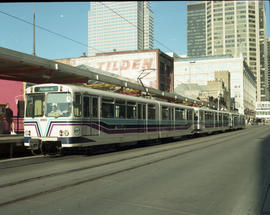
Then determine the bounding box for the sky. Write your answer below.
[0,1,269,60]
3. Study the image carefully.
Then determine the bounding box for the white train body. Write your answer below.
[24,84,245,154]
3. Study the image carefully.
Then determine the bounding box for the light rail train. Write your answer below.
[24,83,245,155]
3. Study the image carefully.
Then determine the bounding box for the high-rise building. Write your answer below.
[88,2,153,56]
[187,1,206,57]
[258,1,268,101]
[267,38,270,94]
[203,1,268,102]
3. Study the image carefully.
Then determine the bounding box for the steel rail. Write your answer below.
[0,129,247,207]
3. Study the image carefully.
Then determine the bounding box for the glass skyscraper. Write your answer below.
[88,2,153,56]
[187,2,206,57]
[187,1,268,101]
[205,1,268,101]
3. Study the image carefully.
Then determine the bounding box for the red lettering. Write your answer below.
[142,58,153,70]
[120,60,130,70]
[132,59,141,70]
[106,62,111,72]
[97,62,105,70]
[112,61,119,71]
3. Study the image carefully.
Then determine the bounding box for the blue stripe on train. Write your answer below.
[59,137,96,144]
[25,119,193,137]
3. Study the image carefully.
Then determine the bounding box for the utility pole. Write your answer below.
[33,3,36,56]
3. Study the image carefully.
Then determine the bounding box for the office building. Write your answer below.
[204,1,268,101]
[267,38,270,96]
[88,2,153,56]
[174,55,256,115]
[187,1,206,57]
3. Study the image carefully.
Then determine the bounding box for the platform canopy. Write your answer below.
[0,46,213,108]
[0,47,92,84]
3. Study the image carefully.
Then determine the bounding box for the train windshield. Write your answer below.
[26,94,45,117]
[45,92,72,117]
[26,92,72,118]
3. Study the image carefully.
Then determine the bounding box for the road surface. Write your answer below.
[1,125,270,215]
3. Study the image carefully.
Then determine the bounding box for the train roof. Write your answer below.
[27,83,195,109]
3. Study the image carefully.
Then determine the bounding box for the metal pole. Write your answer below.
[33,3,36,56]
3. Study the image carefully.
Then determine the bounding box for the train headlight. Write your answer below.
[24,130,31,136]
[64,130,69,136]
[60,130,70,136]
[74,127,80,136]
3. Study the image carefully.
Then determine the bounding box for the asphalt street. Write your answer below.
[1,125,270,215]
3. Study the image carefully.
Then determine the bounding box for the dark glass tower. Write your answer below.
[187,2,206,57]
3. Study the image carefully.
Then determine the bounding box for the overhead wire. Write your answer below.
[0,9,103,53]
[0,2,177,55]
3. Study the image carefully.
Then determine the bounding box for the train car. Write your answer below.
[24,83,196,155]
[230,112,246,129]
[194,107,231,134]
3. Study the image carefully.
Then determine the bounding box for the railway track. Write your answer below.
[0,128,251,207]
[0,128,239,170]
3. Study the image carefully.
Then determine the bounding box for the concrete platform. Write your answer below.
[0,134,24,143]
[0,134,25,158]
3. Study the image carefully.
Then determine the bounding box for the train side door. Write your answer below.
[90,96,99,136]
[83,95,91,136]
[194,109,199,128]
[200,110,205,129]
[82,95,99,136]
[138,103,146,133]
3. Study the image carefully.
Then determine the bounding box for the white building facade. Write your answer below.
[88,2,153,56]
[174,56,256,114]
[256,101,270,123]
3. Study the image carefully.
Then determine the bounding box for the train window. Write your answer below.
[115,100,126,119]
[143,104,146,119]
[127,102,136,119]
[199,110,204,121]
[138,103,146,120]
[26,94,45,117]
[102,98,114,118]
[74,94,82,117]
[162,106,169,120]
[92,97,98,118]
[83,96,90,117]
[148,104,156,120]
[169,108,173,121]
[46,93,72,117]
[175,108,185,120]
[194,112,198,121]
[224,114,229,126]
[210,112,214,120]
[187,109,193,120]
[207,112,210,120]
